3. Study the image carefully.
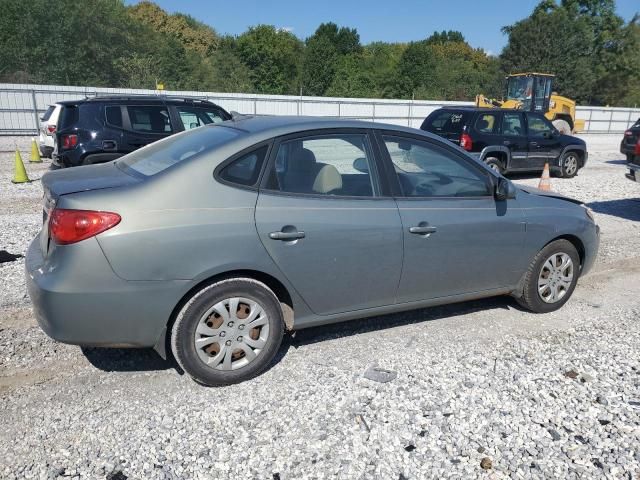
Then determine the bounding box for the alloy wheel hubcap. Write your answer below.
[565,156,578,176]
[538,253,574,303]
[194,297,269,371]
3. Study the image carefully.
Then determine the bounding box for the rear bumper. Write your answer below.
[25,236,188,348]
[626,163,640,183]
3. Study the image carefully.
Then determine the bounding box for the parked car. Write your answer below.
[27,116,600,386]
[52,96,231,168]
[621,119,640,183]
[38,103,62,158]
[421,107,587,177]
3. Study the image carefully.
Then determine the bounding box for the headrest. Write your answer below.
[288,148,316,172]
[313,164,343,194]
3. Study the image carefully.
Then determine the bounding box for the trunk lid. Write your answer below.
[40,162,141,256]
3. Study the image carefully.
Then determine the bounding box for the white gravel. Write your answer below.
[0,135,639,479]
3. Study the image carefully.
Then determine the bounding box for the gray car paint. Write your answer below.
[27,116,600,353]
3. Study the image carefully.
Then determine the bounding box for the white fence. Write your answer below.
[1,82,638,135]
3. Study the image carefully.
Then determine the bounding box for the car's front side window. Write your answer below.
[264,134,377,197]
[382,135,491,198]
[527,113,553,137]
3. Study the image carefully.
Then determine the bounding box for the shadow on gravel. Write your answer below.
[79,296,522,378]
[605,159,628,165]
[287,295,521,349]
[588,198,640,222]
[81,346,177,373]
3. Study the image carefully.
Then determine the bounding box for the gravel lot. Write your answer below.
[1,135,639,479]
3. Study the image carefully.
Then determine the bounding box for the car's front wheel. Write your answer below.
[171,278,284,386]
[560,151,580,178]
[516,239,580,313]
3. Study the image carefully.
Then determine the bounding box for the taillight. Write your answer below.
[635,139,640,155]
[47,124,56,134]
[61,134,78,149]
[460,133,473,151]
[49,209,121,245]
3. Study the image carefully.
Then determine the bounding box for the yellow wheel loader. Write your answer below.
[476,73,585,134]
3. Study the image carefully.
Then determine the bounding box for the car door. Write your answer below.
[526,112,562,169]
[500,112,529,170]
[254,129,403,316]
[122,103,174,151]
[376,132,526,303]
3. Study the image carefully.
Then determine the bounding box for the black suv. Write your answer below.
[53,96,231,167]
[421,107,588,178]
[620,118,640,183]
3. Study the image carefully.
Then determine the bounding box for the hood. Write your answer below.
[517,184,583,205]
[42,162,141,198]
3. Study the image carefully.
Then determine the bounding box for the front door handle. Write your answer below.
[409,225,437,235]
[269,231,305,241]
[530,141,538,147]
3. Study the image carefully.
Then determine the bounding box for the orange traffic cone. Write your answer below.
[538,162,551,191]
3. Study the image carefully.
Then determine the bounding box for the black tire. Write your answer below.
[485,157,505,175]
[559,151,580,178]
[171,278,284,386]
[516,239,580,313]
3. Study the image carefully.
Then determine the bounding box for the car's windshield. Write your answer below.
[506,76,533,106]
[118,125,240,177]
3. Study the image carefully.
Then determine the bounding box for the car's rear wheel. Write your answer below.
[171,278,284,386]
[516,239,580,313]
[485,157,504,175]
[560,151,580,178]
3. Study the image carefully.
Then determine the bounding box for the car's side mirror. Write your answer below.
[495,177,516,201]
[353,157,369,173]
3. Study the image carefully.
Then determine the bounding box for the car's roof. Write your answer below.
[220,115,433,138]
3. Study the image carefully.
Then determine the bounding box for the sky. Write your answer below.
[126,0,639,55]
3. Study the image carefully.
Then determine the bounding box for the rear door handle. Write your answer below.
[409,225,437,235]
[530,141,538,147]
[269,231,305,241]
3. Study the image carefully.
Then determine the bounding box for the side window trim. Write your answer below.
[373,130,495,200]
[258,128,387,200]
[213,139,274,191]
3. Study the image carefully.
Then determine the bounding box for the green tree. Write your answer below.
[128,1,219,56]
[236,25,303,94]
[300,23,362,96]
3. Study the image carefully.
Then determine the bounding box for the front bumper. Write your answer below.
[25,236,188,348]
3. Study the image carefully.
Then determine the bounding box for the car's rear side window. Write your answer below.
[105,106,123,127]
[218,145,269,187]
[118,126,240,177]
[474,113,498,134]
[422,110,468,135]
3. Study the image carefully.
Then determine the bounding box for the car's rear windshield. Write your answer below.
[41,105,55,122]
[118,125,240,177]
[421,110,470,135]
